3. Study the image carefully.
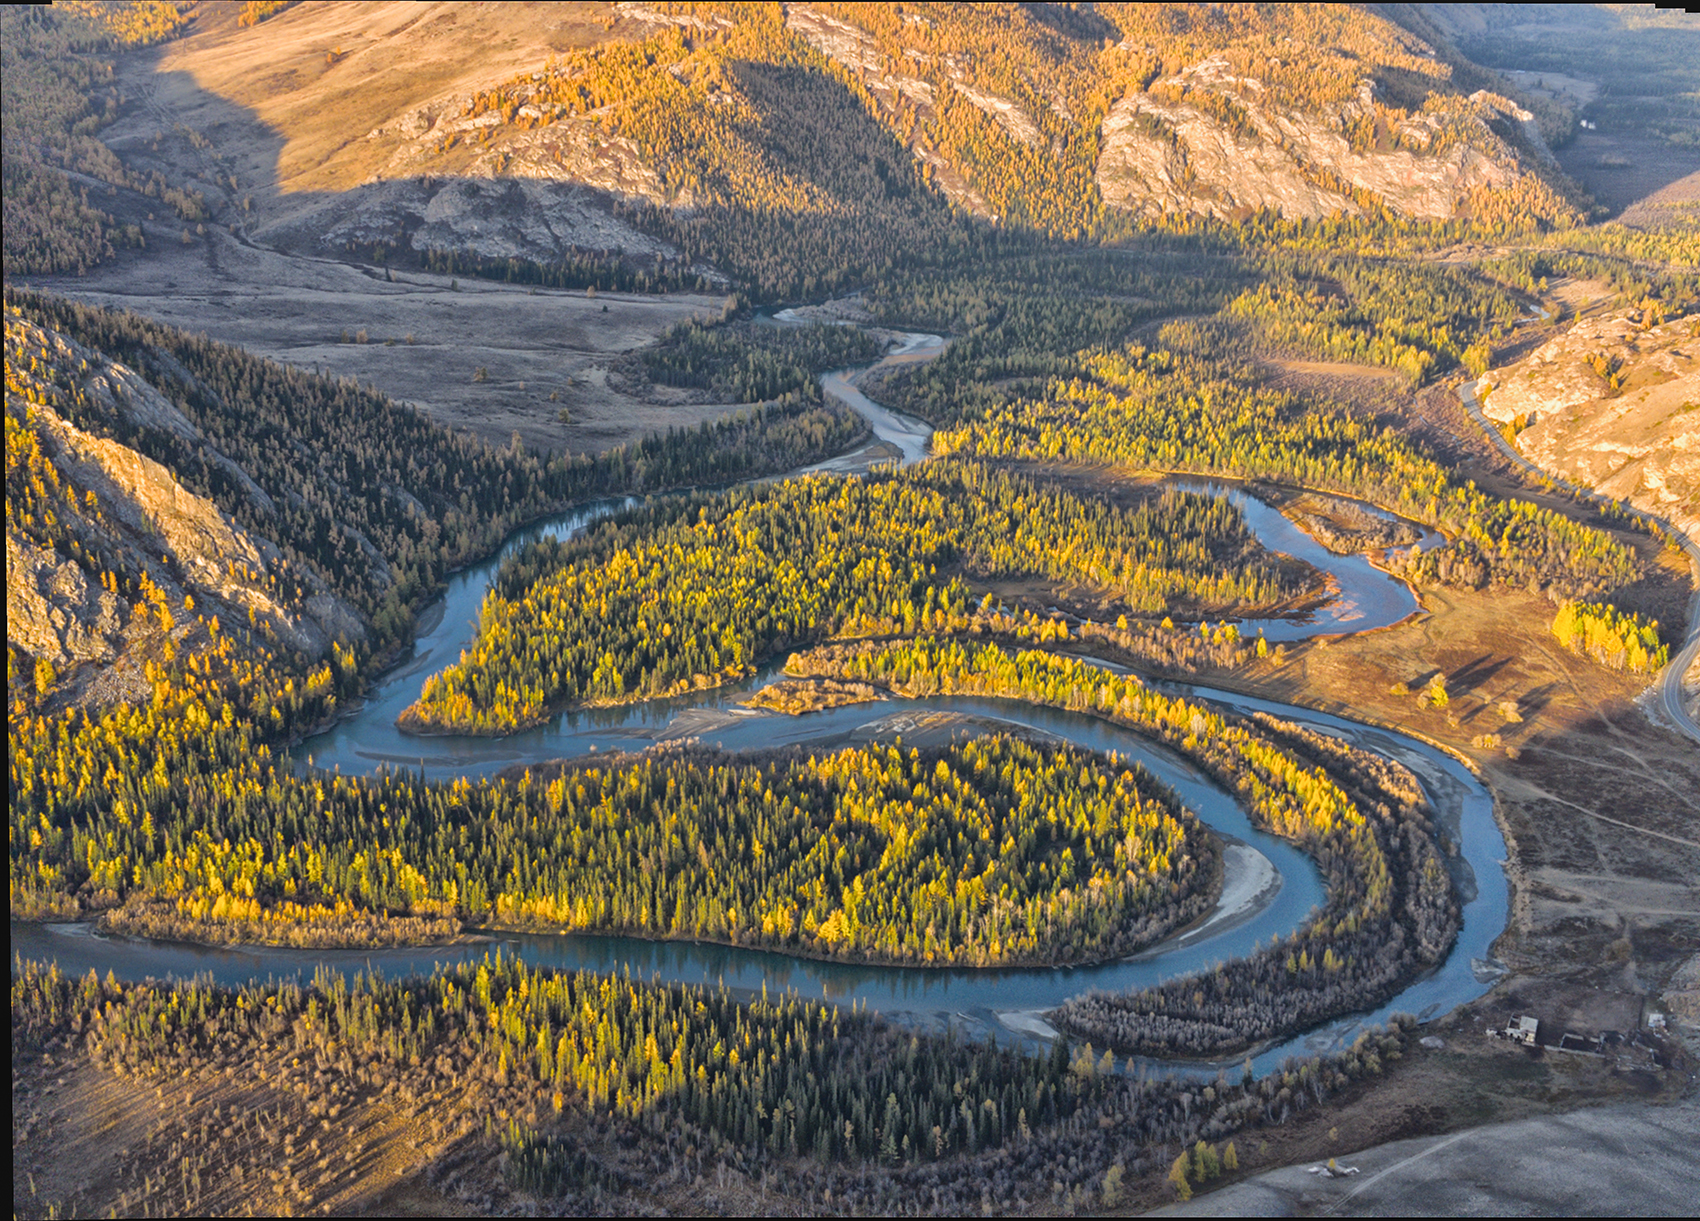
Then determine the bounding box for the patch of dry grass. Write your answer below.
[741,677,883,714]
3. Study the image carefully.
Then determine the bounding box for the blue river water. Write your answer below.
[11,329,1507,1076]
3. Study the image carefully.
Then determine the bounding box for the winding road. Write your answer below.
[1458,379,1700,743]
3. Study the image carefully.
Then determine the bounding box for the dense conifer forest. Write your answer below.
[0,4,200,277]
[790,636,1458,1056]
[400,465,1306,732]
[7,2,1698,1212]
[6,290,867,655]
[920,340,1638,600]
[12,709,1217,967]
[641,316,884,404]
[13,953,1422,1213]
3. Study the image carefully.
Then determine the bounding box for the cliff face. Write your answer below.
[784,4,1564,228]
[1480,311,1700,544]
[7,530,126,668]
[91,0,1572,270]
[1097,59,1536,222]
[6,316,363,702]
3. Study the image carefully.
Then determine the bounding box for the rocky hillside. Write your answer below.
[1094,52,1549,223]
[98,1,689,267]
[25,2,1580,293]
[5,287,616,714]
[6,313,362,708]
[1479,307,1700,545]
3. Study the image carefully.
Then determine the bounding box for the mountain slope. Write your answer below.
[791,1,1572,228]
[6,309,362,709]
[3,288,567,712]
[1479,307,1700,545]
[17,1,1583,297]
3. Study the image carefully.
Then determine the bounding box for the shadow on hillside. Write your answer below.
[12,45,775,455]
[84,50,682,283]
[1555,135,1700,218]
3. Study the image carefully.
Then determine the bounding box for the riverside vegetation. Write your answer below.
[8,2,1698,1211]
[13,953,1424,1215]
[9,295,1229,973]
[641,315,884,405]
[788,637,1458,1058]
[10,180,1677,1215]
[924,341,1640,602]
[12,281,1452,1061]
[400,465,1309,733]
[17,726,1218,968]
[6,289,869,660]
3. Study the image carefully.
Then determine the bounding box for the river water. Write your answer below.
[13,326,1507,1074]
[1166,480,1442,643]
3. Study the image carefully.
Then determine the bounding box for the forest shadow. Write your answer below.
[1555,135,1700,218]
[18,52,775,456]
[1447,653,1512,696]
[90,55,679,281]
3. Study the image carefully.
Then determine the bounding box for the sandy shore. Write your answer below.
[1175,841,1282,947]
[995,839,1282,1041]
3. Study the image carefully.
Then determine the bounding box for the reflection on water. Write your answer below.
[1166,479,1441,642]
[18,325,1508,1077]
[30,676,1505,1075]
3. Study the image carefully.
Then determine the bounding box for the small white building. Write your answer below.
[1504,1015,1539,1045]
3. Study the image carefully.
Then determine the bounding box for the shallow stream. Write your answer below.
[15,326,1507,1074]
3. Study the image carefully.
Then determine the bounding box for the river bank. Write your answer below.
[14,318,1509,1076]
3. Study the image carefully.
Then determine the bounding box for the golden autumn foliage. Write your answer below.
[401,465,1300,732]
[1551,600,1669,673]
[792,636,1458,1057]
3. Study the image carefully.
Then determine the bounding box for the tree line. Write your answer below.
[788,635,1459,1058]
[13,951,1424,1213]
[6,290,867,663]
[1,4,203,278]
[927,340,1639,601]
[455,11,971,302]
[1551,600,1669,674]
[401,464,1305,732]
[641,317,882,404]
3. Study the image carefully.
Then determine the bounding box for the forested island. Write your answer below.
[789,638,1459,1057]
[399,467,1311,733]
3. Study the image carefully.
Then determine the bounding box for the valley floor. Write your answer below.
[20,229,744,456]
[1150,1098,1700,1217]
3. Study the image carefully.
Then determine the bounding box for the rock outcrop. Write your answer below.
[99,0,1570,261]
[269,170,682,268]
[33,319,278,515]
[1480,310,1700,544]
[6,316,365,695]
[20,397,359,659]
[1097,58,1535,222]
[6,531,126,667]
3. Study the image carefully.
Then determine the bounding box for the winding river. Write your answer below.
[12,326,1508,1075]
